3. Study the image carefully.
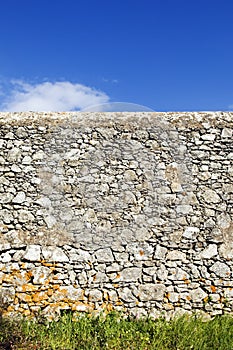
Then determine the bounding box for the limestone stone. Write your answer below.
[0,209,13,224]
[24,245,41,261]
[36,196,52,208]
[200,244,218,259]
[0,286,15,305]
[18,210,34,223]
[44,214,57,228]
[7,148,21,162]
[166,250,186,261]
[124,169,137,181]
[32,266,51,284]
[32,150,46,160]
[217,213,231,230]
[176,205,192,214]
[88,289,102,302]
[173,267,190,281]
[95,248,114,262]
[157,264,168,281]
[201,134,216,141]
[219,243,233,259]
[12,191,26,204]
[0,192,14,204]
[22,156,32,165]
[210,262,230,278]
[42,246,69,262]
[0,243,11,252]
[154,245,167,259]
[138,284,165,301]
[182,227,199,239]
[168,292,179,303]
[11,164,21,172]
[201,189,221,204]
[120,267,141,282]
[118,287,136,302]
[1,252,11,262]
[221,128,232,138]
[190,288,208,303]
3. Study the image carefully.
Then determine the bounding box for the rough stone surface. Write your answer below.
[0,111,232,320]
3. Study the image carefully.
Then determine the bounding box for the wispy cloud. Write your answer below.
[0,80,110,112]
[102,77,119,84]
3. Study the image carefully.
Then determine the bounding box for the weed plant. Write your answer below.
[0,311,233,349]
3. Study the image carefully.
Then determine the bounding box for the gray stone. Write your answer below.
[22,156,32,164]
[0,192,14,204]
[0,243,11,252]
[0,209,13,224]
[157,264,168,281]
[0,286,15,305]
[12,191,26,204]
[219,242,233,259]
[18,210,34,223]
[44,214,57,228]
[166,250,186,261]
[24,245,41,261]
[7,148,21,162]
[221,128,232,138]
[95,248,114,262]
[154,245,167,259]
[120,267,141,282]
[138,284,165,301]
[176,205,192,214]
[190,288,208,303]
[200,244,218,259]
[88,290,102,302]
[11,164,21,172]
[33,150,46,160]
[201,189,221,204]
[1,252,11,262]
[42,246,69,262]
[217,213,231,230]
[173,267,190,281]
[118,287,136,302]
[182,227,199,239]
[210,262,231,278]
[32,266,51,284]
[36,196,52,208]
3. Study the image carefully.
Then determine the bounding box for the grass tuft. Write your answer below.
[0,311,233,349]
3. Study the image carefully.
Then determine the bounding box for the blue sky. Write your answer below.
[0,0,233,111]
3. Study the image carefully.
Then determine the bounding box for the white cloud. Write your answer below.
[1,80,110,112]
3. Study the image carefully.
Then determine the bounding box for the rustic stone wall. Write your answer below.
[0,111,232,320]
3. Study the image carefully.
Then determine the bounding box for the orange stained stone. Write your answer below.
[23,310,31,317]
[47,288,54,296]
[7,305,15,312]
[52,284,60,290]
[2,275,14,283]
[17,293,32,303]
[32,291,49,303]
[103,291,109,300]
[183,278,190,284]
[210,285,216,293]
[21,284,38,292]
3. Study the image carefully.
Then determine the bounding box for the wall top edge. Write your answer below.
[0,111,232,127]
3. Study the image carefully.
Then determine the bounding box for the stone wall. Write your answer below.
[0,111,232,320]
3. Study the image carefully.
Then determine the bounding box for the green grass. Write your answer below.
[1,311,233,349]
